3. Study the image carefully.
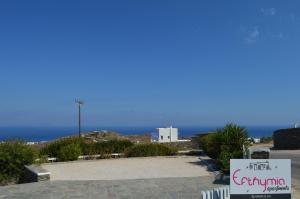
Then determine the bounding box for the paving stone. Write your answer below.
[0,176,222,199]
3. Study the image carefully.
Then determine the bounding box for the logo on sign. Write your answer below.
[230,159,291,199]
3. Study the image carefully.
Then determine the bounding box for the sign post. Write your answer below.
[230,159,291,199]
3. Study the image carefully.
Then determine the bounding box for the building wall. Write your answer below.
[157,127,178,143]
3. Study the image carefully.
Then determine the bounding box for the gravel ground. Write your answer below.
[41,156,212,181]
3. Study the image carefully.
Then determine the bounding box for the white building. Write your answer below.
[253,138,261,143]
[156,126,178,143]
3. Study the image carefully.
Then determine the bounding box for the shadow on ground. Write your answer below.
[187,159,217,172]
[187,156,230,185]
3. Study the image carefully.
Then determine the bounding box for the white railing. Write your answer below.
[201,186,230,199]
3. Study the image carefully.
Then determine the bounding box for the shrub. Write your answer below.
[217,151,232,173]
[81,142,97,155]
[39,138,133,160]
[219,124,248,171]
[110,140,133,153]
[200,133,222,159]
[125,143,177,157]
[39,137,85,157]
[198,123,249,172]
[57,143,82,161]
[92,140,133,155]
[0,141,36,185]
[260,136,272,143]
[219,123,248,153]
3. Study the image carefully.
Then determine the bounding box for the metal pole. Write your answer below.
[75,99,83,137]
[78,103,81,137]
[170,126,172,142]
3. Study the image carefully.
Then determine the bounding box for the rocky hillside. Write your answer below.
[82,131,151,143]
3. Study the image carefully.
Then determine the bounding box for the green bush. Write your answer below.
[217,150,232,173]
[199,123,249,172]
[219,124,248,153]
[110,140,133,153]
[39,137,85,157]
[88,140,133,155]
[57,143,82,161]
[0,141,36,185]
[260,136,272,143]
[81,142,97,155]
[39,138,133,161]
[126,143,177,157]
[200,133,222,159]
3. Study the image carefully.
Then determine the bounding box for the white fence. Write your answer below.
[201,186,230,199]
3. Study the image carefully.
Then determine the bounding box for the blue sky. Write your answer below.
[0,0,300,127]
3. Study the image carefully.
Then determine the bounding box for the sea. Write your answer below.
[0,126,286,142]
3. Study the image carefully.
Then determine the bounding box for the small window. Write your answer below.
[167,136,170,139]
[161,136,163,140]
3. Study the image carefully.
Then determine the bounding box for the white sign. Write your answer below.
[230,159,291,199]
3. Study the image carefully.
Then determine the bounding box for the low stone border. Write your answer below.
[23,165,51,183]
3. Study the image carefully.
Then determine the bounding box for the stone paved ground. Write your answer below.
[0,176,221,199]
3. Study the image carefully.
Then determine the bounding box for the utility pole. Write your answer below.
[169,125,172,142]
[75,99,84,137]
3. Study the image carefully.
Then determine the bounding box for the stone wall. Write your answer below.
[273,128,300,150]
[251,151,269,159]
